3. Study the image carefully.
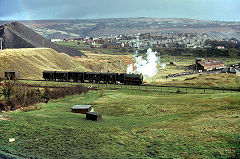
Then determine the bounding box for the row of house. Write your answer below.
[54,32,232,49]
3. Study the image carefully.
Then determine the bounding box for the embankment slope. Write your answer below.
[0,48,85,79]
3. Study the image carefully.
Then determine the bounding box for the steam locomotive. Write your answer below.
[43,71,143,85]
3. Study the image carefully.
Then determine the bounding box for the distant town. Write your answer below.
[51,32,240,50]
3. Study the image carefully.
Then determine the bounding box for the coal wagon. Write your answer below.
[4,71,20,80]
[43,71,143,85]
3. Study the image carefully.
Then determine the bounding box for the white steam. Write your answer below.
[161,63,166,69]
[127,64,133,74]
[127,48,165,78]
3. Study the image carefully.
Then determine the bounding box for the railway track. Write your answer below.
[16,79,240,93]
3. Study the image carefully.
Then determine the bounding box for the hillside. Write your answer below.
[0,22,85,56]
[0,48,87,79]
[72,51,134,73]
[1,18,238,40]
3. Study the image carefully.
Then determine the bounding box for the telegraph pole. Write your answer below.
[0,38,3,51]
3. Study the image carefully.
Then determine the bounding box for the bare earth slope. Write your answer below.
[0,48,82,79]
[0,22,85,56]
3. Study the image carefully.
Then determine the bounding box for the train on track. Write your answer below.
[43,71,143,85]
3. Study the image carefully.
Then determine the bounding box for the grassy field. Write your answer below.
[1,89,239,158]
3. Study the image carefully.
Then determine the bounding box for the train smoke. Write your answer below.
[161,63,166,69]
[127,48,164,77]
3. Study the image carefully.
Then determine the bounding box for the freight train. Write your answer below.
[43,71,143,85]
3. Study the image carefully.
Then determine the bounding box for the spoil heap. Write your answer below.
[0,22,85,56]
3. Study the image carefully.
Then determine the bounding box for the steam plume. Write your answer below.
[127,48,164,77]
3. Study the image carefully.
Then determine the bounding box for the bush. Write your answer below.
[44,85,88,100]
[0,101,7,111]
[0,82,88,112]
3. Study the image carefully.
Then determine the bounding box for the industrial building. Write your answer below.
[196,58,225,71]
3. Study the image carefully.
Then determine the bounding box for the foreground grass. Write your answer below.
[1,90,240,158]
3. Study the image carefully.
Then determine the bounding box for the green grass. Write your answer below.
[18,80,239,95]
[1,89,240,158]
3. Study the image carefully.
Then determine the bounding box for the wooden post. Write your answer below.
[146,85,147,91]
[0,38,2,51]
[204,88,206,94]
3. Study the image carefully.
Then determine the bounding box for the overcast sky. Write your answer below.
[0,0,240,21]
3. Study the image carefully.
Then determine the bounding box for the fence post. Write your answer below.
[186,88,187,93]
[204,88,206,94]
[146,85,147,91]
[131,85,132,90]
[223,87,224,93]
[139,85,140,90]
[161,86,162,92]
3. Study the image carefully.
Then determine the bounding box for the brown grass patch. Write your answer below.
[72,51,134,73]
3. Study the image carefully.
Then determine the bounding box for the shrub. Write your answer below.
[45,85,88,100]
[13,84,42,107]
[0,101,7,111]
[0,82,88,112]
